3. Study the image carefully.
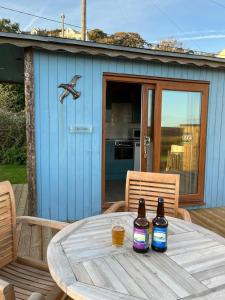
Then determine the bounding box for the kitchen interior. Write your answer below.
[105,81,142,202]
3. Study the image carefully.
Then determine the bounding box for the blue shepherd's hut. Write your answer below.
[0,32,225,221]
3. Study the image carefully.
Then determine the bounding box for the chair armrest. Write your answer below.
[0,279,15,300]
[177,208,192,222]
[104,201,126,214]
[16,256,49,272]
[16,216,69,230]
[28,293,45,300]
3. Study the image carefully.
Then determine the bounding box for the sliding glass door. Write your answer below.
[102,75,208,208]
[160,90,201,194]
[141,81,208,205]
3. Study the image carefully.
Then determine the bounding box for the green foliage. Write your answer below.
[0,18,20,33]
[87,29,107,42]
[0,164,27,184]
[0,82,26,165]
[108,32,146,48]
[1,146,27,165]
[151,39,185,52]
[0,109,26,164]
[87,28,189,53]
[88,29,147,48]
[0,83,24,112]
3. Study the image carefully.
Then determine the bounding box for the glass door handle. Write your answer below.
[144,136,151,159]
[144,136,151,146]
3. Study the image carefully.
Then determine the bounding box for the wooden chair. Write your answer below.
[104,171,192,222]
[0,181,69,300]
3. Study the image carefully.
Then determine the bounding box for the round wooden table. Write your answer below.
[47,212,225,300]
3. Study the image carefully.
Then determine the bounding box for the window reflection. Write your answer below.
[160,90,201,194]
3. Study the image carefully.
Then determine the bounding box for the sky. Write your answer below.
[1,0,225,54]
[161,91,201,127]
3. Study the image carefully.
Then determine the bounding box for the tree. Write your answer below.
[88,28,146,48]
[87,29,107,42]
[0,83,24,113]
[108,32,146,48]
[151,39,186,53]
[0,18,20,33]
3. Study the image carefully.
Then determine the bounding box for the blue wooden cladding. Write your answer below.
[34,49,225,221]
[34,51,102,221]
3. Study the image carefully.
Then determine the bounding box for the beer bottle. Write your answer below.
[151,197,168,252]
[133,198,149,253]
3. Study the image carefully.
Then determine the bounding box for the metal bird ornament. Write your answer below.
[58,75,81,103]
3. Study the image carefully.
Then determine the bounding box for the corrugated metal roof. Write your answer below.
[1,31,225,69]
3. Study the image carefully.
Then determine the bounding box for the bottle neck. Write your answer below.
[138,199,146,218]
[157,201,164,217]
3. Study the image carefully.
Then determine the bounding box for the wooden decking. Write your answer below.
[13,185,225,261]
[13,184,55,262]
[190,208,225,238]
[13,184,28,216]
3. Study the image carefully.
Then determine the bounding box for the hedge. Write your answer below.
[0,109,26,164]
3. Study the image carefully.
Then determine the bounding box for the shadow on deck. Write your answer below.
[14,186,225,261]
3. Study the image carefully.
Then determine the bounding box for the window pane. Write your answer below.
[160,90,201,194]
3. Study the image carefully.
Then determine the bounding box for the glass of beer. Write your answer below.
[111,219,125,247]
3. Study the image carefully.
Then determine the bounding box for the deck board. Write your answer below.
[190,208,225,238]
[13,184,28,216]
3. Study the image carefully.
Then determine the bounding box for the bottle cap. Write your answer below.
[139,198,145,205]
[158,197,164,204]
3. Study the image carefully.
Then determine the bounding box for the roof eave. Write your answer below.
[1,32,225,69]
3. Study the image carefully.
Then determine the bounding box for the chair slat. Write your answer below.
[129,180,176,189]
[1,267,55,287]
[0,254,13,269]
[0,194,11,202]
[129,186,176,194]
[6,263,52,281]
[0,182,17,268]
[126,171,179,217]
[129,194,176,204]
[129,199,176,209]
[129,189,176,198]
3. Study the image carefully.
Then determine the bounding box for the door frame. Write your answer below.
[102,73,209,210]
[140,84,156,171]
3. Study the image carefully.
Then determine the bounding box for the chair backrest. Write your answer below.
[125,171,180,217]
[0,181,17,268]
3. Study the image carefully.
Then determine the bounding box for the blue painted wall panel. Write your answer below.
[48,54,59,219]
[34,50,225,221]
[39,53,50,218]
[66,55,76,220]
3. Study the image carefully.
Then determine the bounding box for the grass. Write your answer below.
[0,164,27,184]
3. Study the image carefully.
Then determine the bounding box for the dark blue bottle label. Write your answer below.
[152,226,167,249]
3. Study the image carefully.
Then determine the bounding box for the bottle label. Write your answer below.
[133,228,149,250]
[152,226,167,249]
